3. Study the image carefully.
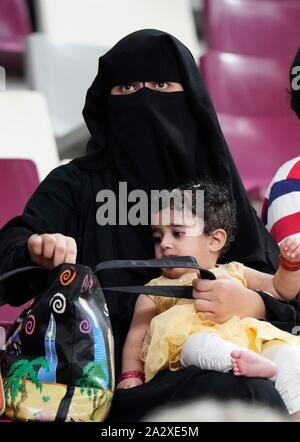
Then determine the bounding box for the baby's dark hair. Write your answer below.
[290,47,300,119]
[158,179,237,256]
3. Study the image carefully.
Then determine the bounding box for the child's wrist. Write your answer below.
[118,370,145,383]
[279,254,300,272]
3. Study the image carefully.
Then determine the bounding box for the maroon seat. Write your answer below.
[0,158,39,229]
[0,304,32,330]
[200,51,292,117]
[204,0,300,60]
[0,0,31,74]
[0,159,39,331]
[218,113,300,199]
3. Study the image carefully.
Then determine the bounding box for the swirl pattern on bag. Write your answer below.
[59,268,76,286]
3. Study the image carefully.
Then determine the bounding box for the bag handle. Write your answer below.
[95,255,215,278]
[0,266,49,307]
[0,257,215,306]
[97,256,215,299]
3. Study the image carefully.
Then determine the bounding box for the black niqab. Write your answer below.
[82,29,279,270]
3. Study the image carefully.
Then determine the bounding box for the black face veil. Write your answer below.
[82,29,279,271]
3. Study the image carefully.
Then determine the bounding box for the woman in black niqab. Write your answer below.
[0,30,293,420]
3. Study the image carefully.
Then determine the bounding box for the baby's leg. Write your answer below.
[180,333,277,378]
[262,342,300,418]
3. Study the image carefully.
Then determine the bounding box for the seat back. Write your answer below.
[26,33,106,156]
[0,159,39,228]
[204,0,300,59]
[0,91,59,179]
[219,114,300,198]
[200,51,291,117]
[0,0,31,73]
[35,0,199,57]
[0,0,31,42]
[0,157,39,334]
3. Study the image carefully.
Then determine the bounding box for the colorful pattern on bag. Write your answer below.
[1,264,114,422]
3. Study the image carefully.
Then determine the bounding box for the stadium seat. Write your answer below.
[0,0,31,74]
[204,0,300,60]
[0,91,59,179]
[26,33,107,158]
[0,159,39,228]
[0,158,39,340]
[34,0,200,58]
[218,113,300,199]
[200,51,292,117]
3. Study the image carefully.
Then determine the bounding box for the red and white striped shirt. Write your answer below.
[262,156,300,244]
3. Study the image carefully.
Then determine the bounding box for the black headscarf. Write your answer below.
[81,29,279,271]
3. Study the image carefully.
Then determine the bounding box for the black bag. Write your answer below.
[0,257,214,422]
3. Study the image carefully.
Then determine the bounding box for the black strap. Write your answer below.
[103,285,194,299]
[0,266,49,307]
[97,256,215,299]
[96,256,215,280]
[0,257,215,306]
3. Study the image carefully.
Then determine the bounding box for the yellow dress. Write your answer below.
[141,262,300,382]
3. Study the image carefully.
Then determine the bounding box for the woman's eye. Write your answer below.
[156,81,168,89]
[121,83,134,92]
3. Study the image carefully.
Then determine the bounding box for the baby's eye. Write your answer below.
[152,235,162,244]
[173,231,185,238]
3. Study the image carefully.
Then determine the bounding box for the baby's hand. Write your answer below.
[116,377,143,389]
[280,237,300,262]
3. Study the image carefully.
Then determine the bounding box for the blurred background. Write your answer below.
[0,0,300,227]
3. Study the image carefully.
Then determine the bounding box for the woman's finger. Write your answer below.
[200,311,217,321]
[194,298,213,314]
[42,234,57,259]
[28,234,43,256]
[192,278,214,292]
[53,234,68,267]
[192,290,213,301]
[65,237,77,264]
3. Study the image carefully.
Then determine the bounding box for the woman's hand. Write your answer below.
[28,233,77,270]
[192,277,266,323]
[116,378,143,389]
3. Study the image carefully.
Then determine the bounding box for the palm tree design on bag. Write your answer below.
[76,360,109,421]
[4,357,49,414]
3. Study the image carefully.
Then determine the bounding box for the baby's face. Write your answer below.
[151,209,214,278]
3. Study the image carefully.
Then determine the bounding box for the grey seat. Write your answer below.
[34,0,200,58]
[0,90,59,179]
[25,33,107,158]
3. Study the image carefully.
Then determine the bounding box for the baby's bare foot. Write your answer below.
[231,350,277,378]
